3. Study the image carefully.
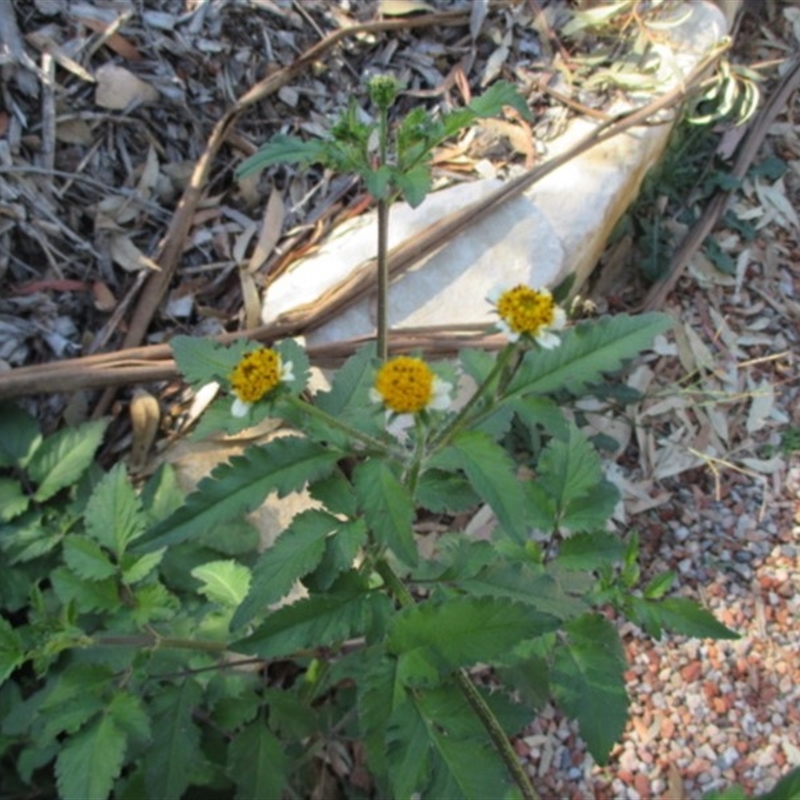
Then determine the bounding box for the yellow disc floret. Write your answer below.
[496,285,559,336]
[373,356,435,414]
[229,348,282,404]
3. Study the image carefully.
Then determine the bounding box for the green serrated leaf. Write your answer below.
[459,562,588,620]
[508,396,570,440]
[558,479,620,532]
[702,787,749,800]
[0,478,29,522]
[107,691,151,743]
[234,582,392,659]
[140,463,185,524]
[759,766,800,800]
[395,163,431,208]
[508,313,673,399]
[363,164,393,199]
[231,509,335,629]
[354,459,417,566]
[235,134,330,180]
[555,531,627,570]
[643,570,676,600]
[359,650,403,790]
[0,617,25,686]
[121,549,165,584]
[386,696,432,799]
[191,560,251,608]
[85,463,145,557]
[63,535,117,581]
[534,423,610,528]
[306,517,368,592]
[28,419,108,502]
[273,338,310,395]
[416,468,480,514]
[309,470,357,516]
[552,613,629,764]
[431,431,529,544]
[56,714,127,800]
[387,686,518,800]
[130,583,179,626]
[0,510,60,564]
[145,681,203,800]
[40,691,108,742]
[228,719,289,800]
[388,597,558,675]
[315,343,377,419]
[50,567,121,614]
[470,79,533,121]
[497,652,552,712]
[171,335,252,388]
[136,437,339,552]
[648,598,739,640]
[0,401,41,468]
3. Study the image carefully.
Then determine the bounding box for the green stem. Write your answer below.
[283,394,394,456]
[376,102,390,363]
[93,634,228,653]
[454,670,540,800]
[375,558,539,800]
[429,343,517,451]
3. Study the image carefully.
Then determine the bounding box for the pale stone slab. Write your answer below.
[262,179,564,346]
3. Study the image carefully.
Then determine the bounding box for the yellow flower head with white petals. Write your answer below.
[229,347,294,417]
[491,285,566,347]
[369,356,451,415]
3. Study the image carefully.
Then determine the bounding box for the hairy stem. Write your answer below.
[93,634,228,653]
[429,342,517,451]
[376,158,390,360]
[283,394,395,456]
[375,558,539,800]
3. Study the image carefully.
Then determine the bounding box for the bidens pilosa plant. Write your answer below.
[0,75,747,800]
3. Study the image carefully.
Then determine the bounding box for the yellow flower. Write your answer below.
[229,348,294,417]
[369,356,451,415]
[491,284,566,347]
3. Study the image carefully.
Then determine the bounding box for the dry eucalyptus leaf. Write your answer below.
[136,145,160,197]
[248,189,285,273]
[95,64,158,110]
[378,0,435,16]
[55,117,93,145]
[109,233,160,272]
[240,269,262,330]
[746,379,775,434]
[470,0,489,39]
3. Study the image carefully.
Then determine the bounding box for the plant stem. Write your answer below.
[429,343,517,451]
[454,670,540,800]
[93,634,228,653]
[375,557,539,800]
[283,394,395,456]
[376,101,390,362]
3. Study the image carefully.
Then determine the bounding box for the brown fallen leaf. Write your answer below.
[248,189,285,273]
[95,64,158,110]
[109,233,160,272]
[92,280,117,312]
[378,0,435,16]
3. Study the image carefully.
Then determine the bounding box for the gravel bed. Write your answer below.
[512,458,800,799]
